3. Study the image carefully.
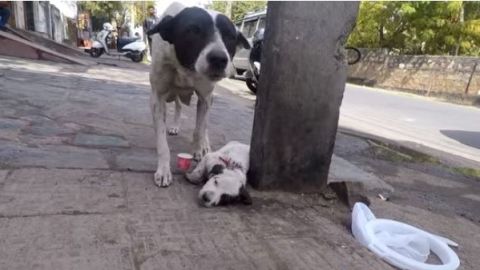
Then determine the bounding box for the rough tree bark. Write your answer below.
[248,1,360,192]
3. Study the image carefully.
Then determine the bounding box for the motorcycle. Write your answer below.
[345,46,362,65]
[244,28,264,94]
[88,23,146,63]
[244,28,362,94]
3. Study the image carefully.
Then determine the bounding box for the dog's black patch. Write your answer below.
[215,14,250,58]
[150,7,215,70]
[147,8,249,71]
[208,164,224,176]
[218,193,239,206]
[217,185,252,206]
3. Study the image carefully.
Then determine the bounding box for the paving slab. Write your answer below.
[73,133,130,148]
[329,154,395,194]
[115,149,157,172]
[0,214,133,270]
[0,169,125,217]
[0,142,110,170]
[0,118,28,140]
[0,169,9,185]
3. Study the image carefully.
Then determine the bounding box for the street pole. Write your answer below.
[248,2,359,192]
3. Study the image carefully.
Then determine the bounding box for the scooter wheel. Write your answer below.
[130,52,144,63]
[89,48,103,58]
[246,78,257,94]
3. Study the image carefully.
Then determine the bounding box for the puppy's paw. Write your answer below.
[154,166,173,187]
[185,171,203,185]
[168,127,179,136]
[193,145,211,161]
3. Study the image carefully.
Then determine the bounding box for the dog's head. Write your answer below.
[148,7,250,81]
[198,167,252,207]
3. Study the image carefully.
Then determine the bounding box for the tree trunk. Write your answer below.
[225,1,232,20]
[454,3,465,56]
[379,24,385,48]
[248,2,360,192]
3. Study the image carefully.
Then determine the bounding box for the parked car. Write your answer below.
[233,10,266,75]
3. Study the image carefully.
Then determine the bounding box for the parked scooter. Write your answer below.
[89,23,146,63]
[244,28,264,94]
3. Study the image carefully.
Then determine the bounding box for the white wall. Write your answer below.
[50,0,77,19]
[33,2,49,35]
[13,2,26,29]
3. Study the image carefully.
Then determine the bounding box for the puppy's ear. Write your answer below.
[239,186,252,205]
[208,164,225,177]
[237,31,251,50]
[148,15,175,43]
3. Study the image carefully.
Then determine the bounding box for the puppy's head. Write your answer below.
[148,7,250,81]
[198,169,252,207]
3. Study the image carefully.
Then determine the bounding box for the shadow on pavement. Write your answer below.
[440,130,480,149]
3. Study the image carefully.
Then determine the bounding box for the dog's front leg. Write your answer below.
[168,97,181,136]
[192,93,212,161]
[150,91,172,187]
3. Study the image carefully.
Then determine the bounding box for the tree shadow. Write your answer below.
[440,130,480,149]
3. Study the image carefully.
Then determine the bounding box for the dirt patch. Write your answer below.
[366,139,441,164]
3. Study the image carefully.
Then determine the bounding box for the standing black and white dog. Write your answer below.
[147,3,250,187]
[186,141,252,207]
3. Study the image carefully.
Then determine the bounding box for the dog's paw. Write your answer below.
[168,127,179,136]
[193,145,211,161]
[185,171,203,185]
[154,166,173,187]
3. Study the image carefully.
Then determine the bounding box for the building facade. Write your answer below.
[7,1,77,44]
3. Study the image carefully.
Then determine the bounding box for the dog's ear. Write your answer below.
[209,164,224,176]
[239,186,252,205]
[148,15,175,43]
[236,31,251,50]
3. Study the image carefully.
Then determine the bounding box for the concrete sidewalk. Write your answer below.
[0,55,479,269]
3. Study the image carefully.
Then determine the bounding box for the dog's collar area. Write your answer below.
[219,156,243,171]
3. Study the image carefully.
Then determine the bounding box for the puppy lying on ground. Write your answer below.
[186,141,252,207]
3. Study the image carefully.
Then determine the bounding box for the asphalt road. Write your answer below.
[219,79,480,165]
[340,84,480,165]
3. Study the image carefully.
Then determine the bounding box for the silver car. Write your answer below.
[233,10,267,75]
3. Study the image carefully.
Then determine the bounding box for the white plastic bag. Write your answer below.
[352,203,460,270]
[375,230,429,262]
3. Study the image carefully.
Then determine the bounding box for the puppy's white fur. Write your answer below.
[186,141,250,207]
[186,141,250,182]
[199,169,246,207]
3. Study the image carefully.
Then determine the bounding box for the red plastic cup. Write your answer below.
[177,153,193,171]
